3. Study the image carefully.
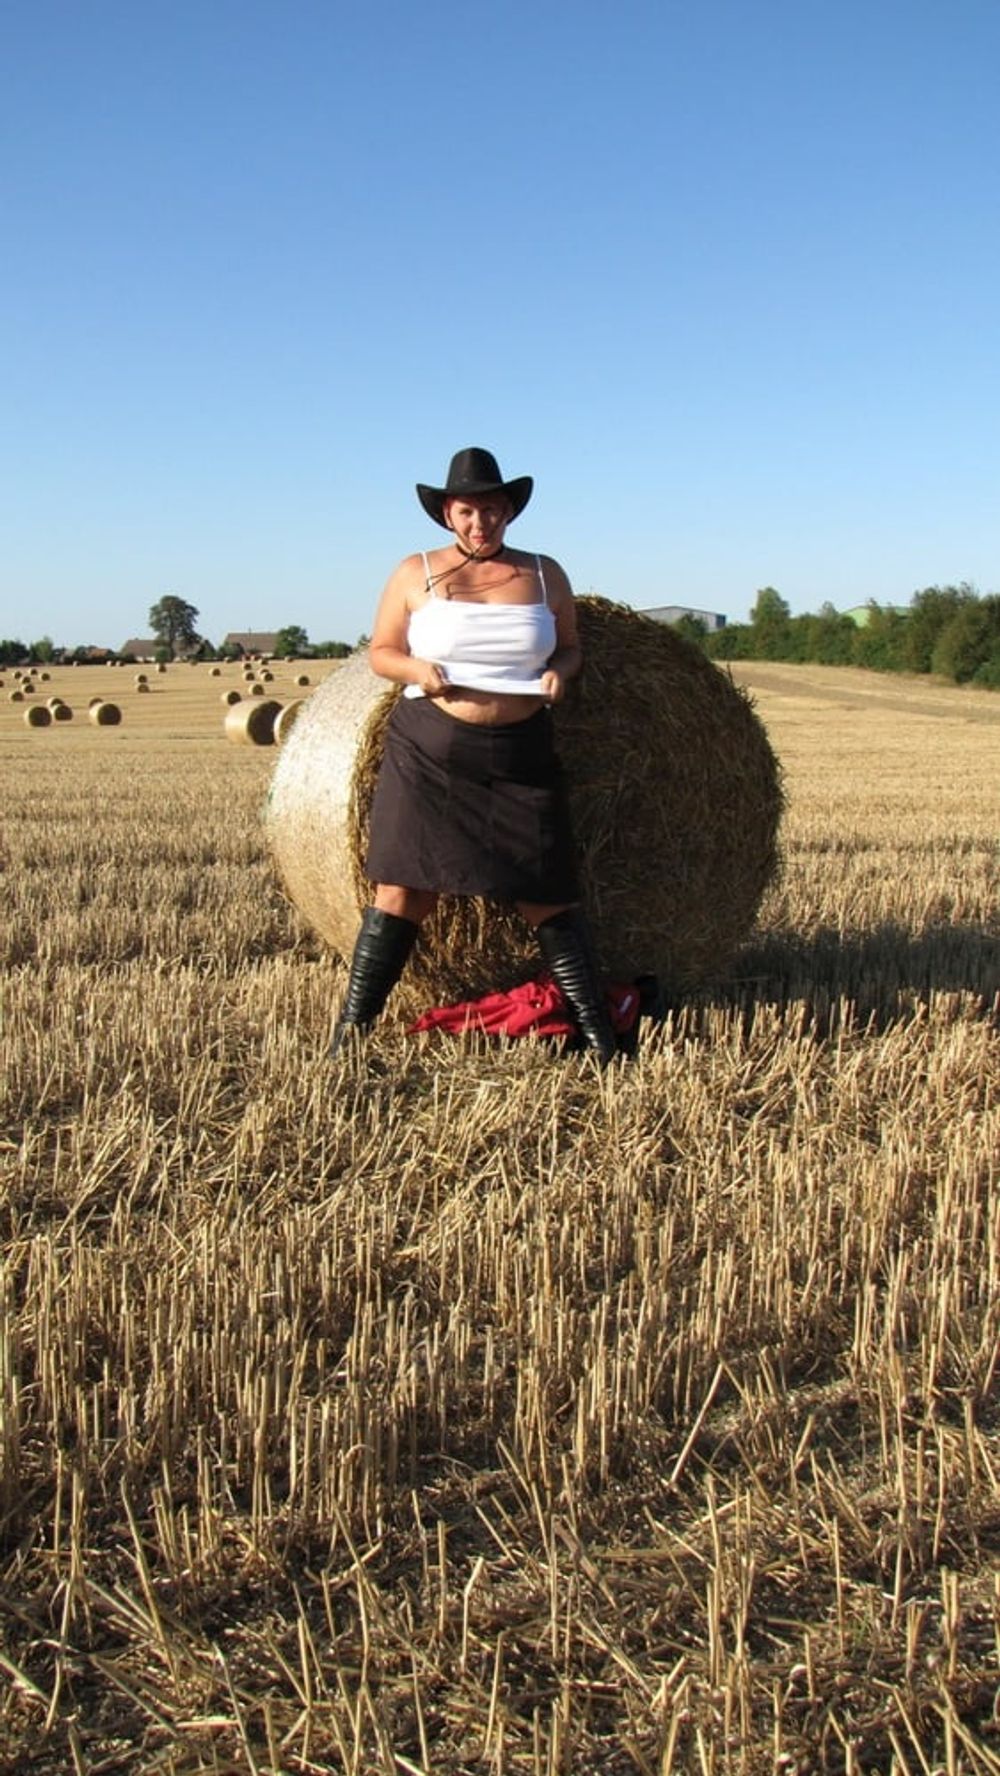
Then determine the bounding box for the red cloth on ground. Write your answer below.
[408,975,640,1039]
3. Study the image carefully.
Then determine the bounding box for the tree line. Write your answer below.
[0,600,355,667]
[683,584,1000,689]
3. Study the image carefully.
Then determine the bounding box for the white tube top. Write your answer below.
[404,597,558,698]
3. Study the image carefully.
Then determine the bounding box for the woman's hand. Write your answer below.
[539,667,565,704]
[415,660,451,698]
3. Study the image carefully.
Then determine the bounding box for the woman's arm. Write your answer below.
[538,559,581,703]
[368,558,449,697]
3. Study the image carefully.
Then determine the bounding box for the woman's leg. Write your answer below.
[330,885,438,1055]
[517,900,618,1066]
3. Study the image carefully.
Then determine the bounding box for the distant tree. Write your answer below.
[750,587,791,660]
[311,639,352,658]
[902,585,976,674]
[852,603,908,672]
[803,604,855,665]
[275,624,310,658]
[705,622,754,659]
[673,614,708,646]
[149,595,200,657]
[0,638,29,665]
[931,595,1000,683]
[29,635,56,663]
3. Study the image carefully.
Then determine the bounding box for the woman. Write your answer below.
[331,447,616,1063]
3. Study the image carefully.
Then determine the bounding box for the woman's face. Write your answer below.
[444,495,512,556]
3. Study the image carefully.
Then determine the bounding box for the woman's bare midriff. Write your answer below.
[432,688,547,725]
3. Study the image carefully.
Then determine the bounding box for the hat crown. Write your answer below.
[444,447,505,494]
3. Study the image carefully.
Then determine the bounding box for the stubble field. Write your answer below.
[1,655,998,1774]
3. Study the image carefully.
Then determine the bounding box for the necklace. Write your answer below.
[454,542,506,562]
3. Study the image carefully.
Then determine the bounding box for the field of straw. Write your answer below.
[1,655,997,1775]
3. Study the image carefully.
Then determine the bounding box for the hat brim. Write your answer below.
[416,476,533,529]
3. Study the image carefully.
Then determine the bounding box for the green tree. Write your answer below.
[750,587,791,660]
[931,595,1000,683]
[29,635,56,663]
[673,614,708,646]
[902,585,976,674]
[852,603,907,672]
[149,595,200,658]
[275,624,310,658]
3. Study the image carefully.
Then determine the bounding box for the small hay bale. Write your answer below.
[25,704,52,728]
[249,681,265,696]
[210,666,221,677]
[89,701,122,726]
[9,690,24,703]
[156,662,167,673]
[225,698,281,745]
[264,597,784,1012]
[134,672,148,684]
[274,699,305,744]
[88,696,104,709]
[221,688,242,706]
[52,702,73,721]
[39,670,51,681]
[136,680,151,693]
[22,681,35,694]
[46,697,66,709]
[295,673,311,687]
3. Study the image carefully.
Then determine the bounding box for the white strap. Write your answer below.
[535,554,548,605]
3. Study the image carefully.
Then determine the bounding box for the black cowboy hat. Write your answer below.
[416,447,533,529]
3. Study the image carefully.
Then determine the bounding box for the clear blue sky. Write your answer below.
[3,0,998,649]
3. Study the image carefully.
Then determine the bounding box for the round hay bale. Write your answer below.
[136,680,151,693]
[88,695,105,709]
[25,704,52,727]
[9,690,24,703]
[46,696,66,709]
[249,681,265,696]
[210,666,222,677]
[295,673,311,687]
[52,702,74,721]
[264,598,784,1011]
[221,688,242,706]
[224,698,281,745]
[156,662,167,673]
[134,672,148,684]
[22,681,35,694]
[273,699,305,745]
[40,670,51,681]
[89,701,122,726]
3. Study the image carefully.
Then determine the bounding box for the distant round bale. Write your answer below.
[136,680,151,693]
[39,670,51,681]
[156,662,167,673]
[295,673,311,687]
[88,695,104,709]
[89,701,122,726]
[249,681,265,696]
[221,688,242,706]
[264,597,784,1011]
[273,699,305,745]
[46,696,66,709]
[25,704,52,727]
[9,690,24,703]
[210,666,222,677]
[134,672,148,684]
[22,681,35,694]
[224,698,281,746]
[52,702,74,721]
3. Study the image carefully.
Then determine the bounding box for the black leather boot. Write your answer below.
[330,908,419,1056]
[536,908,617,1065]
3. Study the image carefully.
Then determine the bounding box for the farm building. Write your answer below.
[119,638,160,660]
[640,605,727,632]
[223,631,280,657]
[842,604,909,627]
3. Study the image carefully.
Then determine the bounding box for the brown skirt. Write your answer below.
[365,696,580,903]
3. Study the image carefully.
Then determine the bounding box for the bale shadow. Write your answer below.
[682,920,1000,1037]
